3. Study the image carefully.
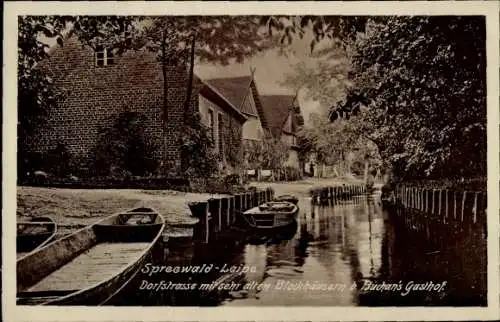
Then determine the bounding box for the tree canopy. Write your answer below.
[18,15,272,177]
[345,16,486,180]
[276,15,486,182]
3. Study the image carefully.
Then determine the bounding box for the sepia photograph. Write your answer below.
[3,1,500,321]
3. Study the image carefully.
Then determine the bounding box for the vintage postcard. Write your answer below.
[3,1,500,321]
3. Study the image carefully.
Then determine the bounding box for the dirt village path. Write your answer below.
[16,177,365,236]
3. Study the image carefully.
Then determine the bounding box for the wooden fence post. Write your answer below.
[454,191,458,219]
[247,192,253,210]
[220,197,229,229]
[267,187,274,200]
[208,198,222,233]
[407,187,410,208]
[444,190,449,223]
[247,192,252,210]
[229,196,235,224]
[234,194,242,213]
[431,189,435,214]
[472,192,479,223]
[240,193,246,211]
[460,191,467,222]
[415,188,420,210]
[438,189,442,218]
[190,201,209,244]
[426,189,430,213]
[413,187,416,209]
[420,189,424,211]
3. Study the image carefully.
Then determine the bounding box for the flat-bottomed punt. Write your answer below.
[17,207,165,305]
[242,201,299,230]
[17,217,57,259]
[272,194,299,205]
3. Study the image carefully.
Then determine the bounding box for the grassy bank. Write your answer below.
[17,186,226,231]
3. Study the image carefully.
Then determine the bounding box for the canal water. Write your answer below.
[111,193,486,307]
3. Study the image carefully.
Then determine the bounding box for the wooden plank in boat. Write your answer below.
[245,205,296,215]
[26,242,150,293]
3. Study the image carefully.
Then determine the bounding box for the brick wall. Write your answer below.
[34,35,199,172]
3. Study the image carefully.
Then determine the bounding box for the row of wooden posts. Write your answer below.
[390,185,487,297]
[310,184,367,205]
[187,188,275,244]
[393,185,487,225]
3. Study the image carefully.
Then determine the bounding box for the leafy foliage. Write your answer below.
[298,110,380,174]
[179,112,219,179]
[224,117,244,168]
[343,16,486,180]
[143,16,272,66]
[243,137,289,170]
[274,15,486,181]
[261,16,373,51]
[91,112,159,177]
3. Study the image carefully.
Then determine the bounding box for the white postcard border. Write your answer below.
[3,1,500,321]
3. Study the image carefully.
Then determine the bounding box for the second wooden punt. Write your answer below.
[272,194,299,205]
[17,217,57,259]
[16,207,165,306]
[242,201,299,230]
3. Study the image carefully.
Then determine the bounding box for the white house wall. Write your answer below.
[198,94,222,155]
[242,115,265,141]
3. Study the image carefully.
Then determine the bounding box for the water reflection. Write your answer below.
[220,196,386,306]
[111,194,486,306]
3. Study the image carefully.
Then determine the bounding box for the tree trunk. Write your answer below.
[183,35,196,124]
[161,32,169,171]
[180,35,196,172]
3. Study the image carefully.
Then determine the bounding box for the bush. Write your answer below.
[17,150,44,181]
[179,112,218,179]
[90,112,159,177]
[45,143,73,177]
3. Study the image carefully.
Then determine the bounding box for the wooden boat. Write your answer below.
[16,207,165,306]
[272,194,299,205]
[17,217,57,259]
[242,201,299,229]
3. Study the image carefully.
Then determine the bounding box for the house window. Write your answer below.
[217,113,224,156]
[207,109,215,142]
[95,46,114,67]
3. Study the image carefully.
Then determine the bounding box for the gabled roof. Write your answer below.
[260,95,297,138]
[204,76,254,114]
[205,75,271,135]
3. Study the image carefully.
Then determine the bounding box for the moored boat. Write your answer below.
[242,201,299,230]
[272,194,299,205]
[16,207,165,306]
[17,217,57,259]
